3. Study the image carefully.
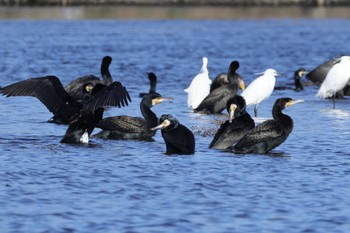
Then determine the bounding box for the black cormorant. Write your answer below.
[210,72,243,93]
[232,97,303,154]
[274,68,308,91]
[209,95,255,150]
[151,114,195,155]
[194,61,245,114]
[0,76,131,144]
[65,56,113,102]
[94,93,172,141]
[139,73,158,98]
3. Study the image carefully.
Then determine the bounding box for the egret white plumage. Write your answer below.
[184,57,212,110]
[241,69,280,117]
[315,56,350,108]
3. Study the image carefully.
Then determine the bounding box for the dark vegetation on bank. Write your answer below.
[1,0,350,7]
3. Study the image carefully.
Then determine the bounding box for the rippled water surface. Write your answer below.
[1,19,350,233]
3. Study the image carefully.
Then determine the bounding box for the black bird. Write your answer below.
[274,68,308,91]
[65,56,113,102]
[232,97,303,154]
[151,114,195,155]
[210,72,243,93]
[194,61,245,114]
[94,93,172,141]
[139,73,158,98]
[209,95,255,150]
[0,76,131,144]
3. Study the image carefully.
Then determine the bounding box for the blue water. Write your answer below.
[0,19,350,233]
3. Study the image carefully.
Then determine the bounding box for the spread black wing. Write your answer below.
[0,76,82,121]
[306,58,335,85]
[82,81,131,113]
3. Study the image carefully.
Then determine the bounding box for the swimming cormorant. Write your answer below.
[65,56,113,102]
[194,61,245,114]
[151,114,195,155]
[184,57,212,110]
[274,68,308,91]
[0,76,131,144]
[241,69,280,117]
[232,97,303,154]
[139,72,158,98]
[94,93,172,141]
[209,95,255,150]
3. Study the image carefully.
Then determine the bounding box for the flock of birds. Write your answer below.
[0,55,349,155]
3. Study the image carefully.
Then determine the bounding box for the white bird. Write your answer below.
[241,69,280,117]
[316,56,350,108]
[184,57,212,110]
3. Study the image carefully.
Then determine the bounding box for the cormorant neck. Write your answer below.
[294,75,304,91]
[149,80,157,94]
[227,73,237,84]
[101,64,112,85]
[140,102,158,128]
[272,106,293,133]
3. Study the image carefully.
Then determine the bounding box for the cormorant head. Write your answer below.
[294,68,307,79]
[226,95,247,123]
[151,114,179,131]
[274,98,304,111]
[102,56,112,67]
[141,93,173,107]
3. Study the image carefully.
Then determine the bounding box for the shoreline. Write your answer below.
[1,5,350,19]
[1,0,350,7]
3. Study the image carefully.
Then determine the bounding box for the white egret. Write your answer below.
[184,57,212,110]
[315,56,350,108]
[241,69,280,117]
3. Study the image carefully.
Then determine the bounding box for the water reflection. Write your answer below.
[0,6,350,19]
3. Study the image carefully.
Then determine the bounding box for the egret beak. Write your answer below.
[333,57,342,64]
[238,78,245,91]
[151,119,171,131]
[152,97,173,106]
[286,99,304,107]
[229,104,237,123]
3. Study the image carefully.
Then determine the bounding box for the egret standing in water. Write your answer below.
[151,114,195,155]
[232,97,303,154]
[184,57,212,110]
[314,56,350,108]
[241,69,280,117]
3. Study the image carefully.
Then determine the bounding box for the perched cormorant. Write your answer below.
[65,56,113,102]
[94,93,172,141]
[232,97,303,154]
[194,61,245,114]
[184,57,212,110]
[274,68,308,91]
[209,95,255,150]
[151,114,195,155]
[241,69,280,117]
[139,73,158,98]
[210,72,243,92]
[0,76,131,144]
[306,56,350,107]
